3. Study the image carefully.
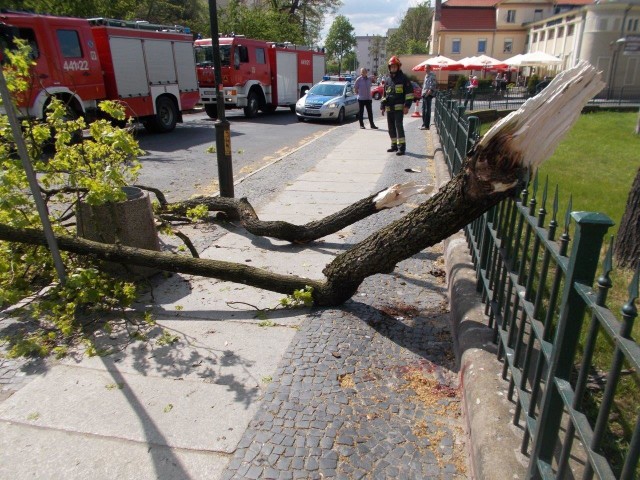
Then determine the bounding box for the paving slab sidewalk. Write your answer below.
[0,117,471,479]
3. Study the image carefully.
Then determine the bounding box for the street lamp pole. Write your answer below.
[208,0,234,198]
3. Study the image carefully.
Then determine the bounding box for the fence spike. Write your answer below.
[563,194,573,235]
[625,267,639,311]
[540,176,549,215]
[598,236,614,290]
[552,185,559,223]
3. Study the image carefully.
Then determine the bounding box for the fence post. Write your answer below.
[526,211,614,479]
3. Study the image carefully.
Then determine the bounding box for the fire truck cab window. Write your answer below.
[255,47,266,64]
[237,46,249,63]
[56,30,82,58]
[2,27,40,59]
[220,45,231,66]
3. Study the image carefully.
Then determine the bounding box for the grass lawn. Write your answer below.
[481,111,638,237]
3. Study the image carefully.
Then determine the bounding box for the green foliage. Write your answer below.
[156,330,179,346]
[1,45,147,357]
[324,15,356,74]
[385,2,433,56]
[279,285,314,308]
[218,1,304,43]
[258,319,276,327]
[185,204,209,222]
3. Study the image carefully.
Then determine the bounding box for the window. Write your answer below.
[452,38,461,54]
[56,29,82,58]
[503,38,513,53]
[478,39,487,53]
[533,32,538,42]
[558,26,564,38]
[548,29,555,40]
[255,47,266,64]
[597,18,608,31]
[568,24,575,36]
[507,10,516,23]
[534,9,543,21]
[540,31,546,41]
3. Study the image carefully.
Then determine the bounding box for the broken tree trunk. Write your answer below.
[0,62,605,307]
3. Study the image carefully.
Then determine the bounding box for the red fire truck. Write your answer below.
[194,36,325,118]
[0,12,199,133]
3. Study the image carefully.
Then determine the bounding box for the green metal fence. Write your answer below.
[434,94,640,479]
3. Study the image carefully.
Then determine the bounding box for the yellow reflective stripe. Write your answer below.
[406,94,414,101]
[395,85,403,94]
[393,104,404,110]
[397,138,406,144]
[385,106,392,111]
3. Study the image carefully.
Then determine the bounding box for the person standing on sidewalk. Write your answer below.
[420,65,437,130]
[353,68,378,130]
[380,56,414,156]
[463,75,479,111]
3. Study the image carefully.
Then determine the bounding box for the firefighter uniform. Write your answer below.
[380,56,414,155]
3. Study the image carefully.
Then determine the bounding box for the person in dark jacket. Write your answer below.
[380,55,414,156]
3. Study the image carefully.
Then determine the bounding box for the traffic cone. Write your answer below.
[412,99,421,117]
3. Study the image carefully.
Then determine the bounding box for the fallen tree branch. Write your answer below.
[165,182,432,244]
[0,62,604,307]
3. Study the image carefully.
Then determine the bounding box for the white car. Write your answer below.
[295,80,359,123]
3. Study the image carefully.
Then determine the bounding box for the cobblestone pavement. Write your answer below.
[223,173,469,479]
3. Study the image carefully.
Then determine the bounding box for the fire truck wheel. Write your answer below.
[244,92,259,118]
[337,107,345,124]
[147,97,178,133]
[204,104,218,119]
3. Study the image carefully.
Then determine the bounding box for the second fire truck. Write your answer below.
[194,36,325,118]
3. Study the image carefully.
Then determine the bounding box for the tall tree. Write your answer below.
[614,167,640,269]
[324,15,356,74]
[385,2,433,56]
[218,1,303,43]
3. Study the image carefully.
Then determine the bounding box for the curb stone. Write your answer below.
[430,128,528,480]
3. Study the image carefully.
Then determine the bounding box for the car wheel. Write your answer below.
[297,115,305,122]
[204,103,218,119]
[146,96,178,133]
[243,92,259,118]
[373,92,381,100]
[290,105,297,113]
[337,107,345,124]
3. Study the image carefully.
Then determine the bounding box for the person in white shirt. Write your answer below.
[353,68,378,130]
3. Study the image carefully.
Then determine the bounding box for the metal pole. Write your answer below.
[0,65,67,284]
[208,0,234,198]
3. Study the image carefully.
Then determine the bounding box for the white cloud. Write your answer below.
[320,0,425,43]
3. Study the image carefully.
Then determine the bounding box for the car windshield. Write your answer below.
[309,84,344,97]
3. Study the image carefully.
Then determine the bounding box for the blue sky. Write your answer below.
[320,0,423,43]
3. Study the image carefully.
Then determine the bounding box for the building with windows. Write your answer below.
[430,0,638,94]
[526,1,640,94]
[355,34,388,77]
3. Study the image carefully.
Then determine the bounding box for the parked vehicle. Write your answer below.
[371,83,384,100]
[194,36,325,118]
[0,12,199,133]
[371,81,422,102]
[294,80,358,123]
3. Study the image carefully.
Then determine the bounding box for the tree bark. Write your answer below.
[614,167,640,269]
[0,62,605,306]
[162,183,429,244]
[0,140,522,307]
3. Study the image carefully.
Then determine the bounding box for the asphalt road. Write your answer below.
[134,106,364,202]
